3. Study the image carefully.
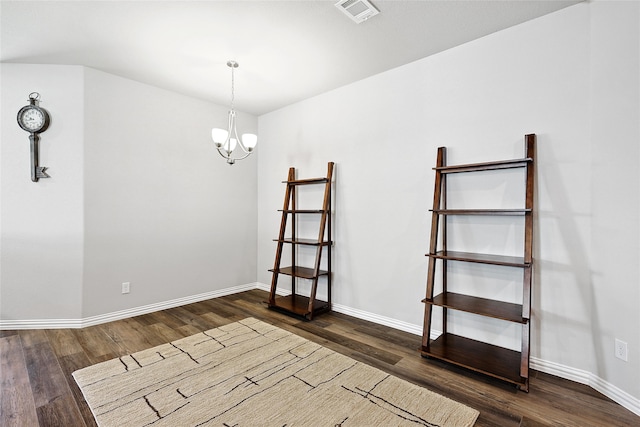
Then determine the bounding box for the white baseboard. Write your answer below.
[2,282,638,417]
[255,282,285,295]
[255,283,427,336]
[258,283,639,417]
[530,357,640,417]
[331,302,424,336]
[0,282,258,330]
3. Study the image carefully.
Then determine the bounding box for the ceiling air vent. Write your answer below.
[335,0,379,24]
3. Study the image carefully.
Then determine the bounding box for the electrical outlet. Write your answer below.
[615,339,628,361]
[122,282,130,294]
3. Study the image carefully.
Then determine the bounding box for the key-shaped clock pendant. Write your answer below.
[29,133,50,182]
[17,93,51,182]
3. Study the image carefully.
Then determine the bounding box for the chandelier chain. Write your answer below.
[230,64,235,110]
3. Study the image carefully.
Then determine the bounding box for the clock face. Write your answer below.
[18,106,48,133]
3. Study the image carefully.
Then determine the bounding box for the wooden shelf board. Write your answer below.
[283,178,329,185]
[274,238,331,246]
[278,209,328,214]
[426,250,530,267]
[434,158,532,174]
[268,266,329,279]
[431,209,531,216]
[268,294,330,318]
[423,292,527,323]
[421,333,527,387]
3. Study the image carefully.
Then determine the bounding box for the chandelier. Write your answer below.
[211,60,257,165]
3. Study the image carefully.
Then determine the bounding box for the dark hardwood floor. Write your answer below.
[1,290,638,426]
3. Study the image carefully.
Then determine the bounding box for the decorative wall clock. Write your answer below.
[17,92,51,182]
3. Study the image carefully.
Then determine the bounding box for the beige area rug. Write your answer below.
[73,318,479,426]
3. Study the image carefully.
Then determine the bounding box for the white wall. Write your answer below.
[0,64,258,322]
[82,68,258,317]
[0,64,85,321]
[589,0,640,400]
[257,1,639,408]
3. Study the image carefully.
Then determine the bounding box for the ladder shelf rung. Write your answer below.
[434,158,532,174]
[269,266,329,279]
[431,209,530,216]
[421,333,527,388]
[426,250,530,267]
[274,238,331,246]
[283,177,329,185]
[268,294,330,318]
[278,209,328,214]
[423,292,528,323]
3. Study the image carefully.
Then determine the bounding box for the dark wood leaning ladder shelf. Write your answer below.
[421,135,535,392]
[268,162,334,320]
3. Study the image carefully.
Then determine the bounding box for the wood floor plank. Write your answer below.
[20,330,70,409]
[35,393,85,427]
[508,372,636,427]
[70,326,119,364]
[57,352,98,427]
[0,330,19,338]
[195,298,245,320]
[144,321,190,343]
[3,290,638,427]
[0,335,39,427]
[45,329,85,358]
[519,416,553,427]
[138,310,187,330]
[99,317,162,354]
[323,319,419,360]
[163,306,214,330]
[199,310,243,328]
[293,320,402,365]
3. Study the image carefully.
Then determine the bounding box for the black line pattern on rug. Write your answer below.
[170,342,199,364]
[82,320,285,389]
[88,324,310,419]
[194,343,329,399]
[243,344,325,385]
[201,330,226,347]
[130,354,143,368]
[119,357,129,372]
[294,361,357,391]
[96,324,313,418]
[189,350,359,425]
[335,416,349,426]
[192,371,311,426]
[75,319,476,427]
[145,400,191,426]
[90,324,301,416]
[143,395,161,419]
[341,377,441,427]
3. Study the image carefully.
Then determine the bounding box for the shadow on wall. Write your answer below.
[533,135,599,369]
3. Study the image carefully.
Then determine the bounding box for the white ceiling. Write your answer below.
[1,1,581,116]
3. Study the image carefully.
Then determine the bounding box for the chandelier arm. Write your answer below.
[235,142,252,155]
[216,146,251,163]
[229,150,252,161]
[217,142,251,159]
[227,110,235,153]
[230,114,252,155]
[216,147,231,160]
